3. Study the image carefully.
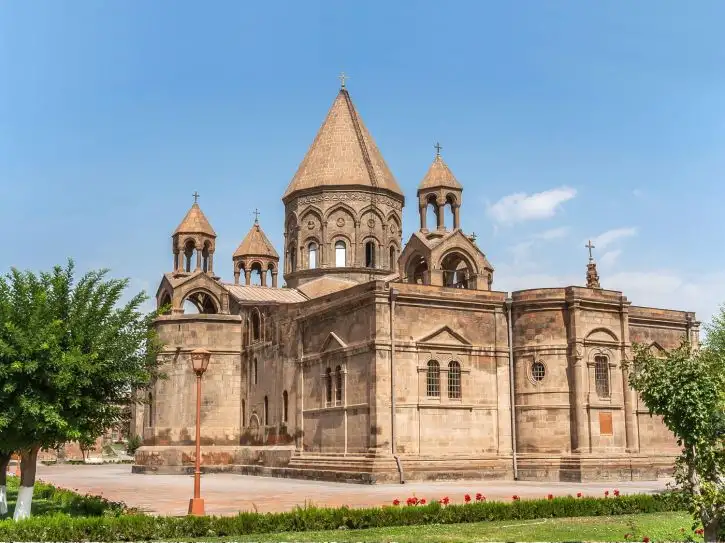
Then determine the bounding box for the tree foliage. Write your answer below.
[0,260,164,500]
[629,308,725,542]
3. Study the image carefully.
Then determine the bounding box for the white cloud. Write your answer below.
[487,186,577,224]
[598,250,621,267]
[591,227,637,250]
[509,241,534,264]
[535,226,569,240]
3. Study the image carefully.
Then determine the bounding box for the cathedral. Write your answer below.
[132,84,699,483]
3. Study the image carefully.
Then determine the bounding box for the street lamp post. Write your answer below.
[188,348,211,516]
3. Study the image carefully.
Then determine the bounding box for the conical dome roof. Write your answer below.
[234,220,279,259]
[174,202,216,237]
[418,154,462,192]
[283,89,403,200]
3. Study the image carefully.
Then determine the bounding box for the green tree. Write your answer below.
[629,309,725,542]
[0,260,164,520]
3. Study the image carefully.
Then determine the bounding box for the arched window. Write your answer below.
[426,194,438,230]
[159,292,172,315]
[335,240,346,267]
[184,240,197,272]
[146,392,153,427]
[335,365,343,405]
[448,361,461,399]
[325,367,333,405]
[263,395,269,425]
[308,242,318,269]
[365,240,376,268]
[250,262,263,285]
[289,244,297,272]
[389,246,396,271]
[202,241,211,272]
[595,355,610,397]
[427,360,440,397]
[252,358,258,385]
[242,399,246,428]
[282,391,288,423]
[251,310,261,341]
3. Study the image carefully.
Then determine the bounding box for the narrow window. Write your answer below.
[427,360,440,397]
[325,368,333,405]
[389,246,396,270]
[251,310,260,341]
[335,240,346,267]
[335,365,343,405]
[289,244,297,272]
[253,358,258,385]
[282,391,288,423]
[242,399,246,428]
[308,242,317,269]
[365,240,376,268]
[263,396,269,425]
[448,361,461,399]
[595,355,610,397]
[146,392,153,427]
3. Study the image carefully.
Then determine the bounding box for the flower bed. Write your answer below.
[0,491,688,542]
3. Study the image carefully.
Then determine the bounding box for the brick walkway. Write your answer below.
[36,464,671,517]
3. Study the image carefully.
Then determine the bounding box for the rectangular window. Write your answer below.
[426,361,440,397]
[594,356,610,397]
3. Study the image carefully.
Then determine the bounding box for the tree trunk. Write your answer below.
[0,451,10,516]
[704,519,721,543]
[56,444,66,465]
[13,446,39,521]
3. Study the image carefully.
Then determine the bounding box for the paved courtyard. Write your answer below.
[35,464,672,516]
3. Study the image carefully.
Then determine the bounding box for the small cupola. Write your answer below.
[233,211,280,287]
[417,143,463,233]
[172,192,216,275]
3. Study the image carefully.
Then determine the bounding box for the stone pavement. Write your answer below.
[36,464,672,517]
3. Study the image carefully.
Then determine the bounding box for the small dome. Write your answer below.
[418,155,462,192]
[174,203,216,237]
[234,220,279,259]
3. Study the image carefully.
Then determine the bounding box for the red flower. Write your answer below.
[464,494,471,503]
[547,494,553,500]
[419,498,426,505]
[577,492,583,498]
[406,497,416,506]
[475,492,484,501]
[512,495,520,501]
[392,499,400,506]
[696,528,704,535]
[613,489,620,497]
[604,490,609,497]
[441,496,450,505]
[642,537,650,543]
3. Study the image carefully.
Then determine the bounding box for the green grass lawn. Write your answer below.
[202,512,699,543]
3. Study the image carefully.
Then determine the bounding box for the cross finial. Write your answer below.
[192,191,200,204]
[338,72,348,89]
[586,240,595,262]
[253,208,260,224]
[470,232,477,243]
[434,142,442,158]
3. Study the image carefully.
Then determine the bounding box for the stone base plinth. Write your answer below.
[516,453,677,482]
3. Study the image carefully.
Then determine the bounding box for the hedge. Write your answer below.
[0,492,686,542]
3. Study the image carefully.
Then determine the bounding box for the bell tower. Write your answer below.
[417,143,463,235]
[171,192,217,276]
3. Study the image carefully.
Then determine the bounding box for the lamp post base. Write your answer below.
[188,497,205,516]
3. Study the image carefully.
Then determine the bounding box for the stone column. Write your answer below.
[567,299,590,453]
[353,220,360,267]
[261,269,267,287]
[234,270,240,284]
[321,220,328,267]
[195,248,202,271]
[419,205,426,230]
[437,202,445,230]
[272,271,278,288]
[620,304,639,452]
[244,269,251,284]
[208,253,214,274]
[453,205,460,229]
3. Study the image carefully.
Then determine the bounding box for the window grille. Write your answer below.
[531,361,546,382]
[427,360,440,397]
[448,361,461,399]
[595,356,610,397]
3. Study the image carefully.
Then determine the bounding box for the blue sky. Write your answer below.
[1,1,724,325]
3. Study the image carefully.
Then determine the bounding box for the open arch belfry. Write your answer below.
[133,83,700,484]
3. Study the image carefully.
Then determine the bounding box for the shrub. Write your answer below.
[125,435,142,455]
[0,492,688,542]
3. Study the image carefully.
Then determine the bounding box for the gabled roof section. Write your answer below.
[295,276,358,299]
[418,155,462,192]
[224,284,307,304]
[416,325,472,346]
[283,89,403,199]
[234,220,279,259]
[174,203,216,237]
[321,332,347,353]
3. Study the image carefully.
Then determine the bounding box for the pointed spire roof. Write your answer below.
[174,202,216,237]
[418,154,462,192]
[234,219,279,259]
[283,89,403,199]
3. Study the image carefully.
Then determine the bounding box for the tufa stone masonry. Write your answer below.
[132,85,699,483]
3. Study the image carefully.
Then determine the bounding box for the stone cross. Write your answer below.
[586,240,595,262]
[192,191,200,204]
[434,142,442,157]
[253,208,260,223]
[338,72,348,89]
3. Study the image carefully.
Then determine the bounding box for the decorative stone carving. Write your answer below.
[367,218,375,228]
[295,191,404,211]
[336,217,345,227]
[307,220,315,230]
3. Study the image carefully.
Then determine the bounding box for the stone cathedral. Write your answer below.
[132,85,699,483]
